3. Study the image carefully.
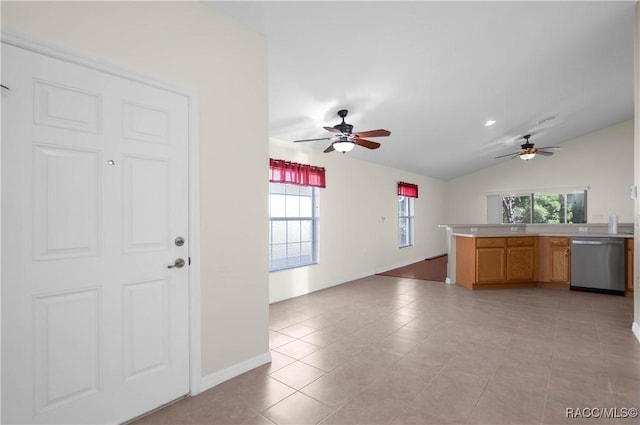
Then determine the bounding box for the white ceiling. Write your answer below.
[207,1,635,180]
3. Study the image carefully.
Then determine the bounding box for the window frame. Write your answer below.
[493,188,588,224]
[268,182,319,272]
[398,195,415,248]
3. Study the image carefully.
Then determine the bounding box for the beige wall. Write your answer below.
[269,140,448,302]
[446,120,635,225]
[634,1,639,333]
[1,1,270,377]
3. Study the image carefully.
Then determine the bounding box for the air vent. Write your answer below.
[536,115,556,127]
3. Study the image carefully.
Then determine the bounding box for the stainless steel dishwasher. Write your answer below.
[570,237,625,295]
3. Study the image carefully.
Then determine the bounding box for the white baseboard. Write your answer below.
[632,321,640,344]
[270,270,373,304]
[198,351,272,394]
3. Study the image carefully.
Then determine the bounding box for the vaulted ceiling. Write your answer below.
[207,1,635,180]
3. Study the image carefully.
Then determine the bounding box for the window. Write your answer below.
[398,196,414,247]
[269,183,319,270]
[493,188,587,224]
[268,158,324,271]
[398,181,418,247]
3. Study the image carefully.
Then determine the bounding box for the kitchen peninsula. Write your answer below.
[440,223,634,295]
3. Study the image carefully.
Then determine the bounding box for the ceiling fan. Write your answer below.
[495,134,560,161]
[293,109,391,153]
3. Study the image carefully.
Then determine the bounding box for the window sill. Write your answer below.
[269,262,318,272]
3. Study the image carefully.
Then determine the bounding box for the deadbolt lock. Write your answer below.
[175,236,185,247]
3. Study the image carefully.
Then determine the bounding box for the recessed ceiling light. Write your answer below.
[485,120,496,127]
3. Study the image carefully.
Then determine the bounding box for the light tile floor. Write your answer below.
[134,275,640,425]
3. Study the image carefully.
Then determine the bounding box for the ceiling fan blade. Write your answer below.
[355,138,381,150]
[536,150,554,156]
[536,146,560,150]
[323,126,342,134]
[324,144,335,153]
[495,151,520,159]
[354,129,391,138]
[293,137,332,143]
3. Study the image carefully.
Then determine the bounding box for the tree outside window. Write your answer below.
[502,191,586,224]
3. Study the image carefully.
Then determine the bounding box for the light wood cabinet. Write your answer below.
[456,236,535,289]
[476,246,506,283]
[549,246,570,283]
[506,237,535,282]
[549,238,570,284]
[537,237,570,287]
[475,237,506,283]
[457,235,631,291]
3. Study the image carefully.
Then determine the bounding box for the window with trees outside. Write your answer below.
[497,189,587,224]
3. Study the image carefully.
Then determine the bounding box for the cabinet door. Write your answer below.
[476,248,505,283]
[550,247,570,283]
[507,246,535,281]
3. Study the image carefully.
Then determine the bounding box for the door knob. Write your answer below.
[168,258,186,269]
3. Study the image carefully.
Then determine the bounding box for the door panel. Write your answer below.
[122,155,169,252]
[34,80,101,133]
[123,279,170,380]
[2,43,190,424]
[34,289,102,414]
[34,145,100,259]
[122,101,170,145]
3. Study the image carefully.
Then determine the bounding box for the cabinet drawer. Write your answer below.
[476,238,505,248]
[548,237,569,247]
[507,237,534,247]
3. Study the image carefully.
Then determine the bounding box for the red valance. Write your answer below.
[269,158,326,188]
[398,181,418,198]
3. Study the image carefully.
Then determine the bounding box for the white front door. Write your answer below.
[2,43,191,424]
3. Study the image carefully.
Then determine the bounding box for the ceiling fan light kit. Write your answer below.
[293,109,390,154]
[495,134,560,161]
[333,140,355,153]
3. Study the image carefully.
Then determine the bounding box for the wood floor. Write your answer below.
[378,255,448,282]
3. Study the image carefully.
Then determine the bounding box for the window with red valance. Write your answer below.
[269,158,326,188]
[398,181,418,198]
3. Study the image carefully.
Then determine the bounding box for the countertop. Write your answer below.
[453,232,633,239]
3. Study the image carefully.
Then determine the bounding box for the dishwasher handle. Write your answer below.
[571,240,623,246]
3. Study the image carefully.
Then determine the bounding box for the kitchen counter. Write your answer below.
[452,232,633,238]
[453,233,633,293]
[439,223,634,285]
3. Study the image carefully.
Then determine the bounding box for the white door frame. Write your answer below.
[1,31,203,398]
